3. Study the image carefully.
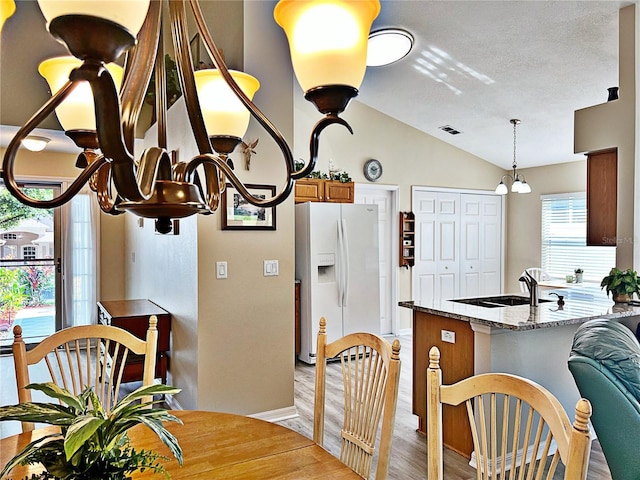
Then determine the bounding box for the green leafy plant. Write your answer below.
[0,382,183,480]
[600,267,640,298]
[574,268,583,274]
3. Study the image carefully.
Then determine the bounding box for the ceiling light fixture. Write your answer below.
[366,28,413,67]
[495,119,531,195]
[21,135,51,152]
[2,0,380,233]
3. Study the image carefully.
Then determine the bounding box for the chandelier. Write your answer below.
[1,0,380,233]
[495,119,531,195]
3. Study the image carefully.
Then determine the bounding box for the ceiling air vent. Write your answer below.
[439,125,462,135]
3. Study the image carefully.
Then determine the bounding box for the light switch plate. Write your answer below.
[264,260,279,276]
[216,261,227,279]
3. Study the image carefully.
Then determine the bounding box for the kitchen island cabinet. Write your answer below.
[401,287,640,458]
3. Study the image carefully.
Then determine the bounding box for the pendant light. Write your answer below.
[495,119,531,195]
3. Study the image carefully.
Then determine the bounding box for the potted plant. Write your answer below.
[600,267,640,303]
[0,382,183,480]
[574,268,584,283]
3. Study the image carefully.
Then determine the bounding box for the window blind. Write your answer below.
[541,193,616,283]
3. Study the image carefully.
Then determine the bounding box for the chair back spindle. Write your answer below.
[12,316,158,432]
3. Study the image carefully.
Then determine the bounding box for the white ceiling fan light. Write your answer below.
[366,28,413,67]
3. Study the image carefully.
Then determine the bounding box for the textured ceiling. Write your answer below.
[0,0,634,167]
[361,0,631,169]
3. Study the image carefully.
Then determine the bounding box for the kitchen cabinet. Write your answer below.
[294,179,354,203]
[413,311,474,457]
[586,148,617,246]
[97,299,171,384]
[399,211,415,268]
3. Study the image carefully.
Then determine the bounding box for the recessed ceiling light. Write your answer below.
[21,135,50,152]
[367,28,414,67]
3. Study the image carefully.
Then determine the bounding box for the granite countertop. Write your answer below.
[399,285,640,331]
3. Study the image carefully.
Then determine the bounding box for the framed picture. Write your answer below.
[221,183,276,230]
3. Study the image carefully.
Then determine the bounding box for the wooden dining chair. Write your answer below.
[314,317,401,480]
[12,316,158,432]
[426,346,592,480]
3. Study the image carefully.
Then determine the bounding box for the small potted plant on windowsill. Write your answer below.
[0,382,183,480]
[574,268,584,283]
[600,267,640,303]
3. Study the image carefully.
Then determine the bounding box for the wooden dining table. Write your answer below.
[0,410,363,479]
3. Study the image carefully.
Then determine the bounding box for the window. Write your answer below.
[541,193,616,283]
[22,246,36,260]
[2,233,17,240]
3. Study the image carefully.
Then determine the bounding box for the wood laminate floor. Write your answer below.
[277,334,612,480]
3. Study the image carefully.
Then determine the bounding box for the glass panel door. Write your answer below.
[0,182,61,348]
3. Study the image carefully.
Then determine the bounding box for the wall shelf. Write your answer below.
[400,211,415,268]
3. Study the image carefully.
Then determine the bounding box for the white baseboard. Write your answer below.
[249,405,299,423]
[398,327,412,336]
[163,394,183,411]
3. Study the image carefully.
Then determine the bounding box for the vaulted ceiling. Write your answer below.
[0,0,633,169]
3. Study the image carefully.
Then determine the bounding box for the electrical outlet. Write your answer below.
[216,261,227,279]
[441,330,455,344]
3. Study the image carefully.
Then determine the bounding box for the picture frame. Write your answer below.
[221,183,276,230]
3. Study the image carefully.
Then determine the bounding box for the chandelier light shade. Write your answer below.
[36,0,150,36]
[39,56,124,132]
[0,0,16,31]
[274,0,380,117]
[194,69,260,140]
[2,0,380,233]
[495,119,531,195]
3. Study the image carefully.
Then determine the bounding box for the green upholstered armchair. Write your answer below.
[568,319,640,480]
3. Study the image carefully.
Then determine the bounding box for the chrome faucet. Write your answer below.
[518,270,539,306]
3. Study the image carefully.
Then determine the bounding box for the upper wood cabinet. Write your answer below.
[294,179,354,203]
[586,148,617,246]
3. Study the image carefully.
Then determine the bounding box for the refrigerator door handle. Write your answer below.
[341,218,350,307]
[337,219,344,305]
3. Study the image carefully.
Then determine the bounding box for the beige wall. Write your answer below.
[574,4,637,269]
[504,160,587,293]
[123,0,295,415]
[291,98,506,331]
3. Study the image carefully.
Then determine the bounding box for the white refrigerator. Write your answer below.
[295,202,380,364]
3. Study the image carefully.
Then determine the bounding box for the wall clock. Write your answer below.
[363,159,383,182]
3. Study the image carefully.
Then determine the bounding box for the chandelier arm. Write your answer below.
[94,161,125,215]
[155,18,168,150]
[73,63,149,203]
[2,81,105,208]
[189,154,294,208]
[136,147,174,197]
[187,0,294,175]
[169,0,212,155]
[120,0,161,153]
[292,115,354,180]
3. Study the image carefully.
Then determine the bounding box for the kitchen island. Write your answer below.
[400,288,640,458]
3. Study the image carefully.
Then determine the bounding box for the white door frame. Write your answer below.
[355,183,400,335]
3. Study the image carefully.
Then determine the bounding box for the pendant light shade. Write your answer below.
[39,56,124,132]
[37,0,150,36]
[274,0,380,93]
[194,69,260,139]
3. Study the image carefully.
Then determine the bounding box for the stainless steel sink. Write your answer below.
[450,295,552,308]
